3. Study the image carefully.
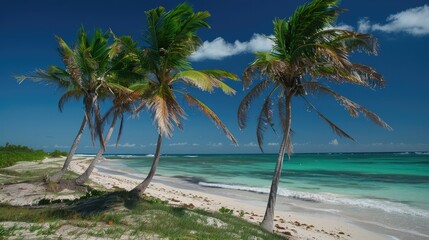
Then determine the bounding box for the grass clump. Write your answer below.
[219,206,234,215]
[0,224,19,238]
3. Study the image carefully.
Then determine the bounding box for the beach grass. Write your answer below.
[0,192,285,239]
[0,167,78,185]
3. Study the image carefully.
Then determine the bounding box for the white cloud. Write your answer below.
[108,143,136,148]
[329,139,339,146]
[192,143,200,146]
[190,34,273,61]
[207,142,223,147]
[371,142,383,146]
[361,5,429,36]
[325,23,354,31]
[335,24,354,31]
[169,142,188,147]
[358,18,371,33]
[244,142,258,147]
[267,142,279,146]
[140,144,146,148]
[53,144,69,149]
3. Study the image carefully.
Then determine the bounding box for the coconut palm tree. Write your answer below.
[129,3,238,197]
[74,35,144,185]
[17,27,125,183]
[238,0,392,231]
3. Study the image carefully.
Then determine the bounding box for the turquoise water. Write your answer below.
[97,152,429,238]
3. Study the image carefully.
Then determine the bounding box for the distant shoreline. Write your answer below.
[73,151,429,156]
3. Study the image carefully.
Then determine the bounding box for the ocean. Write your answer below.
[95,152,429,239]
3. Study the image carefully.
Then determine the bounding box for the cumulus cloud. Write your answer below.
[244,142,258,147]
[360,5,429,36]
[325,23,354,31]
[108,143,136,148]
[329,139,339,146]
[190,34,273,61]
[207,142,223,147]
[53,144,69,149]
[169,142,188,147]
[267,142,279,146]
[358,18,371,33]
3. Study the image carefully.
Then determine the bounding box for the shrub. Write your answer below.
[0,143,48,168]
[48,150,67,158]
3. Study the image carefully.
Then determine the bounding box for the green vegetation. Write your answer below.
[0,193,285,240]
[0,143,46,168]
[219,206,234,215]
[0,143,68,169]
[48,150,67,158]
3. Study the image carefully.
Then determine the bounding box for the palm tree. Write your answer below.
[129,3,238,197]
[17,27,125,183]
[238,0,392,231]
[74,35,144,185]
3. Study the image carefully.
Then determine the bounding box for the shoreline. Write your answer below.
[68,157,390,240]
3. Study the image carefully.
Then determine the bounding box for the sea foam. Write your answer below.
[198,182,429,218]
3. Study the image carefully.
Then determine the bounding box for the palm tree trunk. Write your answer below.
[261,92,292,232]
[131,133,163,198]
[47,115,87,183]
[74,114,118,185]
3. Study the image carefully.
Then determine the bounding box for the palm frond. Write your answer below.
[55,36,83,86]
[173,70,214,92]
[278,93,287,133]
[303,82,392,130]
[238,80,271,129]
[147,85,185,137]
[58,89,82,112]
[16,67,71,88]
[302,96,354,141]
[143,3,210,74]
[286,0,343,54]
[184,93,237,145]
[173,70,237,95]
[256,95,277,152]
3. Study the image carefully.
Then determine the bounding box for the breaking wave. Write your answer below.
[198,182,429,218]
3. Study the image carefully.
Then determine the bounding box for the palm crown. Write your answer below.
[239,0,391,154]
[130,3,238,144]
[18,27,132,146]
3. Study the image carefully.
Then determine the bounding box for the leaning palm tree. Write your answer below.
[238,0,392,231]
[17,27,125,183]
[129,3,238,197]
[74,36,144,185]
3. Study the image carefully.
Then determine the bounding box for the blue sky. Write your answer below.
[1,0,429,154]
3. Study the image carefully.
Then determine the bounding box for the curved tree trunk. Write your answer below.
[131,133,163,198]
[261,92,292,232]
[47,115,87,183]
[74,114,118,185]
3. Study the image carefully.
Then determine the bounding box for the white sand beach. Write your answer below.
[65,157,390,240]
